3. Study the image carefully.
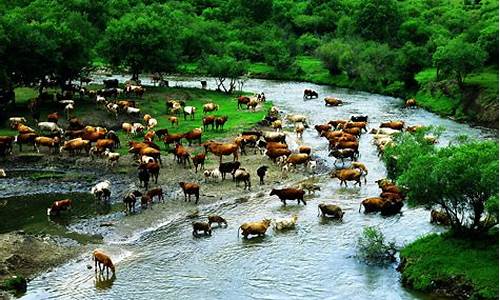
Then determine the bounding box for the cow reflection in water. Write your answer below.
[95,273,116,290]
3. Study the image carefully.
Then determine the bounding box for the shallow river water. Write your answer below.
[20,76,495,300]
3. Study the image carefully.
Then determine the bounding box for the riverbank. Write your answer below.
[0,231,82,296]
[0,85,278,296]
[398,233,499,299]
[178,56,499,129]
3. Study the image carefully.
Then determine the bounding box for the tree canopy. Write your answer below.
[384,133,499,236]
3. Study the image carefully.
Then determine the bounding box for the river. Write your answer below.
[20,76,496,300]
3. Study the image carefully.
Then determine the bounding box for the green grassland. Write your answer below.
[400,233,499,299]
[2,86,271,156]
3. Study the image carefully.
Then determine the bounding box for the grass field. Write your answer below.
[2,86,271,155]
[400,233,499,299]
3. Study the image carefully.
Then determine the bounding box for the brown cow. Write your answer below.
[174,143,191,167]
[380,199,403,216]
[208,215,228,227]
[380,121,405,130]
[60,138,91,155]
[331,169,362,186]
[183,128,202,146]
[16,133,38,152]
[321,130,344,140]
[202,115,216,131]
[318,203,344,220]
[286,153,310,170]
[237,96,250,109]
[265,147,291,162]
[179,182,200,204]
[139,147,162,165]
[141,195,153,209]
[359,197,385,213]
[146,188,164,203]
[203,141,239,163]
[163,133,184,149]
[215,116,228,131]
[314,124,331,135]
[34,136,60,154]
[405,99,417,107]
[342,127,362,137]
[203,102,219,113]
[328,120,347,129]
[324,97,343,106]
[192,222,212,236]
[192,152,206,173]
[47,112,62,123]
[344,122,367,133]
[298,145,312,155]
[238,219,272,238]
[95,139,115,151]
[270,188,306,206]
[82,131,106,143]
[144,131,156,142]
[93,250,115,276]
[47,199,72,216]
[168,116,179,127]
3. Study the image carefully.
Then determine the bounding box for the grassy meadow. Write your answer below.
[1,86,271,155]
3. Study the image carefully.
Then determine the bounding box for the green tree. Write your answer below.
[2,0,95,91]
[397,140,499,236]
[353,0,401,43]
[98,5,182,80]
[432,36,487,87]
[203,55,247,93]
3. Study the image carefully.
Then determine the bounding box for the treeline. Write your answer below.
[0,0,498,96]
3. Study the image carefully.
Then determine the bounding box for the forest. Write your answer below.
[0,0,498,125]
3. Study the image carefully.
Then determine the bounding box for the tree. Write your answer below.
[353,0,402,44]
[432,37,487,87]
[203,55,247,93]
[2,0,95,91]
[98,5,182,80]
[397,140,499,236]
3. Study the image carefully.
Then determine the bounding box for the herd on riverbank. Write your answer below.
[0,80,451,281]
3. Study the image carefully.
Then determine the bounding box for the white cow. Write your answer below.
[273,215,298,230]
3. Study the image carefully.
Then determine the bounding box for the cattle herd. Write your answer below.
[0,82,447,278]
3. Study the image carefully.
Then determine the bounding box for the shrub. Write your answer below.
[357,226,397,265]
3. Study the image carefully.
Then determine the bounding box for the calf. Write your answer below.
[208,215,228,227]
[146,188,164,203]
[256,165,268,185]
[192,153,206,173]
[47,199,72,216]
[203,168,222,182]
[192,222,212,236]
[318,203,344,220]
[270,188,306,206]
[93,250,115,276]
[273,215,298,231]
[234,168,251,190]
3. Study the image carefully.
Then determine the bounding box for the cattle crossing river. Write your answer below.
[21,76,495,300]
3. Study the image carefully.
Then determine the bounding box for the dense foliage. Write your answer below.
[383,133,499,236]
[0,0,497,97]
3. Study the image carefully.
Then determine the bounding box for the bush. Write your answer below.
[296,33,321,55]
[357,226,397,265]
